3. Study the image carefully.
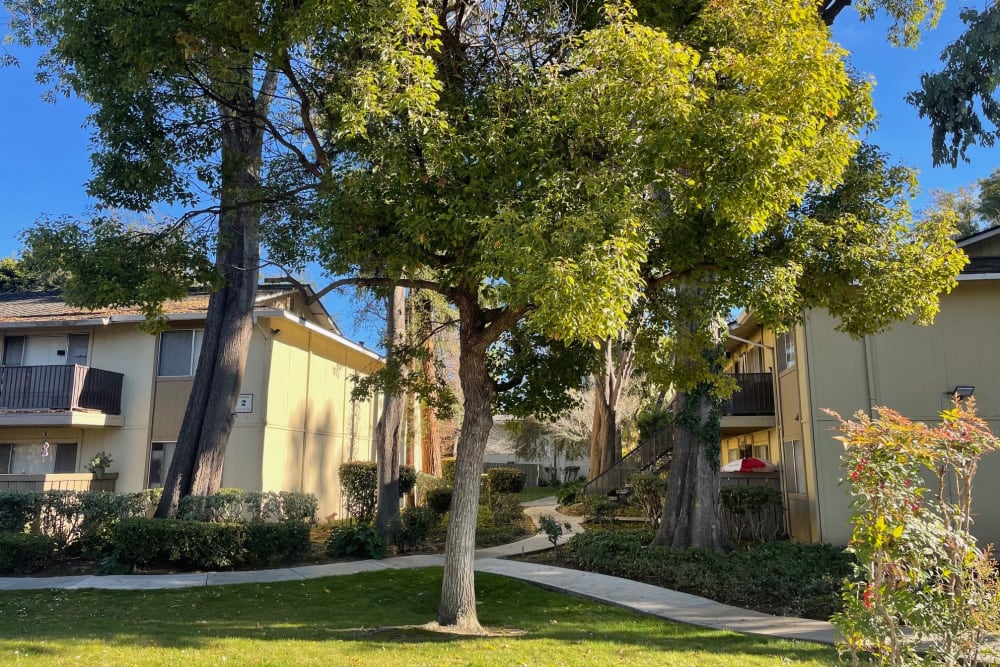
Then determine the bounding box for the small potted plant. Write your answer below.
[87,451,113,479]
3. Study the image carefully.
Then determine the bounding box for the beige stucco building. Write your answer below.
[0,283,383,520]
[722,228,1000,548]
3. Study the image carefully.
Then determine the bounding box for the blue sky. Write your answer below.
[0,7,996,342]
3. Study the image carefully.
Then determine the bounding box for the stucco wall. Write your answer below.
[805,280,1000,547]
[261,319,381,520]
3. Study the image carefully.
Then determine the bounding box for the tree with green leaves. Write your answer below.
[0,254,64,293]
[643,143,965,550]
[290,0,887,629]
[7,0,440,515]
[908,5,999,167]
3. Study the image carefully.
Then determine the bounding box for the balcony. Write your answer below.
[0,365,125,427]
[721,372,775,436]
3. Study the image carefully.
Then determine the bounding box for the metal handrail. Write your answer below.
[580,423,674,497]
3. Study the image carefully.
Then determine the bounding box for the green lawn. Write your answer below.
[0,568,837,666]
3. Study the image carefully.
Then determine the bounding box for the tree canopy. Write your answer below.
[908,5,1000,166]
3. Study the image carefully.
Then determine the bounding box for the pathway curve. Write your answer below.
[0,497,836,646]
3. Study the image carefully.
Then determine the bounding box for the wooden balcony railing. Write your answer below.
[723,372,774,416]
[0,365,124,415]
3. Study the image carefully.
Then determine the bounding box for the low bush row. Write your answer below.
[562,529,854,620]
[109,518,310,571]
[177,489,318,524]
[0,533,58,575]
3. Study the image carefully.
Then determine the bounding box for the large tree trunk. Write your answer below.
[155,66,275,517]
[437,297,494,632]
[375,286,407,537]
[588,330,636,479]
[652,387,725,550]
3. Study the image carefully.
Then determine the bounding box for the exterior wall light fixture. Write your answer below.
[947,385,975,398]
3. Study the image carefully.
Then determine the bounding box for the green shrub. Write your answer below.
[424,487,453,515]
[441,458,457,484]
[243,522,310,566]
[389,506,439,553]
[398,465,417,496]
[628,472,667,525]
[537,514,572,548]
[582,494,617,526]
[339,462,417,523]
[563,530,852,620]
[635,407,673,441]
[177,488,245,523]
[556,481,584,506]
[108,517,311,571]
[485,467,526,494]
[110,518,246,570]
[75,491,150,557]
[720,485,783,544]
[325,523,386,559]
[0,490,40,533]
[415,472,445,505]
[0,532,57,574]
[339,462,378,522]
[473,505,531,547]
[486,493,523,525]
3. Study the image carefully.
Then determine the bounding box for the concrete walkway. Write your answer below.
[0,497,836,646]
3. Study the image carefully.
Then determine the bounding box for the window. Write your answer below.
[0,442,77,474]
[157,330,204,377]
[776,331,796,373]
[2,336,24,366]
[783,439,807,495]
[147,442,176,487]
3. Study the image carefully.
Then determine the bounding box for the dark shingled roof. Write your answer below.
[963,257,1000,275]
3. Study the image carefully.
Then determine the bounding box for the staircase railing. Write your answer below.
[580,424,674,498]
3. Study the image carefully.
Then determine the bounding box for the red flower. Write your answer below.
[850,471,859,482]
[863,587,874,609]
[903,480,911,487]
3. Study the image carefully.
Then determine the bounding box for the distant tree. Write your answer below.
[978,168,1000,227]
[926,186,983,237]
[0,255,63,293]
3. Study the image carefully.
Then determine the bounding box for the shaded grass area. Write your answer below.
[0,568,837,666]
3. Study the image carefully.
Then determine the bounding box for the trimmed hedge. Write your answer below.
[485,467,526,494]
[389,506,439,553]
[109,518,311,571]
[0,490,39,533]
[325,523,386,559]
[177,489,317,524]
[424,487,453,515]
[339,462,417,522]
[0,489,152,549]
[0,532,57,575]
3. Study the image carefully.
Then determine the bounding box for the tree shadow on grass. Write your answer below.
[0,568,838,664]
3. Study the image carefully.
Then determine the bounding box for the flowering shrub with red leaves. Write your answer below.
[828,399,1000,666]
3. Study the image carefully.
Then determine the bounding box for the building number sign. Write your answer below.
[236,394,253,413]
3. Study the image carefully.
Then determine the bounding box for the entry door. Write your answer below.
[23,336,68,366]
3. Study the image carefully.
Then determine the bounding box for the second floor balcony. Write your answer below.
[0,364,125,427]
[721,372,775,436]
[723,373,775,416]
